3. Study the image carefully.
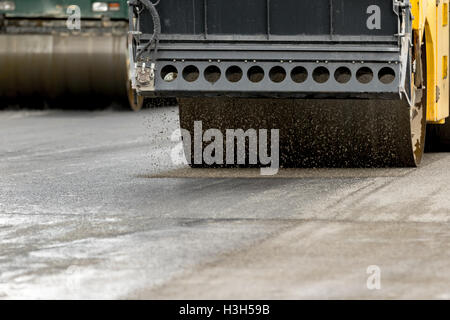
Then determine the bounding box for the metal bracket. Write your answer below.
[136,62,156,92]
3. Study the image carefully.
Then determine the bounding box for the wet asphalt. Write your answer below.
[1,107,450,299]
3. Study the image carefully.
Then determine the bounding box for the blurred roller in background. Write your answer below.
[0,0,174,110]
[130,0,450,167]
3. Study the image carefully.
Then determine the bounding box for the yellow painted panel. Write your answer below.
[425,20,437,121]
[422,0,449,123]
[436,0,450,121]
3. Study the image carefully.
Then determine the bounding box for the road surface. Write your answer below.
[1,107,450,299]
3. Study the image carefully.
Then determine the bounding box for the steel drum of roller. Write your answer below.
[179,95,426,168]
[0,33,137,107]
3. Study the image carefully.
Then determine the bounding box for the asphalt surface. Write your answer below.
[1,107,450,299]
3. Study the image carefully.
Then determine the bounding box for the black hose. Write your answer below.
[135,0,161,61]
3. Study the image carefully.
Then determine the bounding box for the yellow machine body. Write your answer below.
[412,0,450,123]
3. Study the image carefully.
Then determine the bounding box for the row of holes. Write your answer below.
[161,65,396,85]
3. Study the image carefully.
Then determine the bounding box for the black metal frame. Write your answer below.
[129,0,412,99]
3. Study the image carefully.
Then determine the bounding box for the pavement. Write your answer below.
[1,107,450,299]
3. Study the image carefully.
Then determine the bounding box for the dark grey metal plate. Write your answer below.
[147,60,400,96]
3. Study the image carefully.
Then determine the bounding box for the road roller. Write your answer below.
[0,0,146,110]
[129,0,450,167]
